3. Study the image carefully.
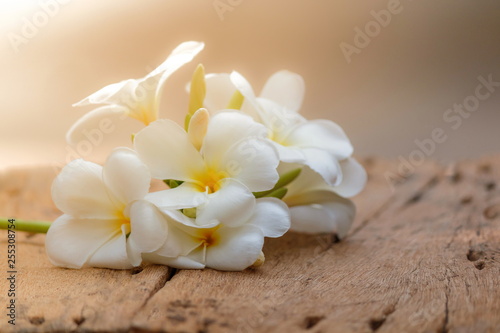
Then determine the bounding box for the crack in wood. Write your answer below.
[440,273,451,333]
[129,267,175,331]
[402,175,441,208]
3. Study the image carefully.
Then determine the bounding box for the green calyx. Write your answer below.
[182,208,197,219]
[164,179,184,189]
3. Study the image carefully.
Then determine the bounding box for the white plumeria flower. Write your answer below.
[143,198,290,271]
[134,111,280,226]
[67,41,204,145]
[203,70,353,187]
[46,148,169,269]
[280,159,366,236]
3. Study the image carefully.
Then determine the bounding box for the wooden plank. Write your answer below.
[0,157,499,332]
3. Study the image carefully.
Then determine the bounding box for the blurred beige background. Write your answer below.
[1,0,499,170]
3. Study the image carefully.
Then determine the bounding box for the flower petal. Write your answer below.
[204,73,236,111]
[334,157,367,198]
[103,148,151,204]
[126,200,168,266]
[152,221,202,258]
[147,41,205,84]
[52,159,118,219]
[143,251,205,269]
[196,179,255,227]
[284,159,366,199]
[157,207,212,229]
[282,163,325,198]
[288,191,355,238]
[256,98,306,140]
[45,215,125,269]
[260,70,305,113]
[205,225,264,271]
[273,144,306,164]
[301,148,342,187]
[87,223,133,269]
[249,198,290,238]
[134,119,205,181]
[285,119,353,159]
[145,182,208,210]
[230,71,259,110]
[220,137,279,192]
[146,41,205,117]
[66,105,127,145]
[73,80,138,107]
[201,112,268,166]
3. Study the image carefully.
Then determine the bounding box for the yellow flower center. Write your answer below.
[193,168,227,194]
[198,227,220,247]
[112,204,131,235]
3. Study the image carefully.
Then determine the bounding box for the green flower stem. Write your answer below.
[265,187,288,199]
[0,218,51,233]
[254,168,302,198]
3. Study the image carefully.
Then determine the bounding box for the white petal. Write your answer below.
[260,70,305,113]
[134,119,205,181]
[283,164,325,198]
[103,148,151,204]
[145,183,208,210]
[52,159,119,219]
[301,148,343,187]
[230,71,259,109]
[204,73,236,111]
[201,112,268,167]
[334,157,367,198]
[273,144,306,164]
[126,236,143,268]
[256,98,306,138]
[205,225,264,271]
[45,215,125,269]
[73,79,137,107]
[288,191,355,238]
[147,41,205,83]
[249,198,290,238]
[196,179,255,227]
[143,252,205,269]
[284,159,366,199]
[285,120,353,159]
[66,105,127,145]
[152,221,202,258]
[146,41,205,117]
[126,200,168,266]
[219,138,279,192]
[87,223,132,269]
[160,208,218,231]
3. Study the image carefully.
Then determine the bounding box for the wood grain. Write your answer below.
[0,157,499,333]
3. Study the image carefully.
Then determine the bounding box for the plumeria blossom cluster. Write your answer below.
[46,41,366,271]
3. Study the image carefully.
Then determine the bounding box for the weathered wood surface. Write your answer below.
[0,156,499,333]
